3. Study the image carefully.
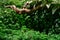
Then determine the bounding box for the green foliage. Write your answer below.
[0,27,60,40]
[0,0,60,40]
[0,26,47,40]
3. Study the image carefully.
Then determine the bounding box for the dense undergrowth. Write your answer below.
[0,0,60,40]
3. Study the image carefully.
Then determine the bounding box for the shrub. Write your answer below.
[0,0,60,40]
